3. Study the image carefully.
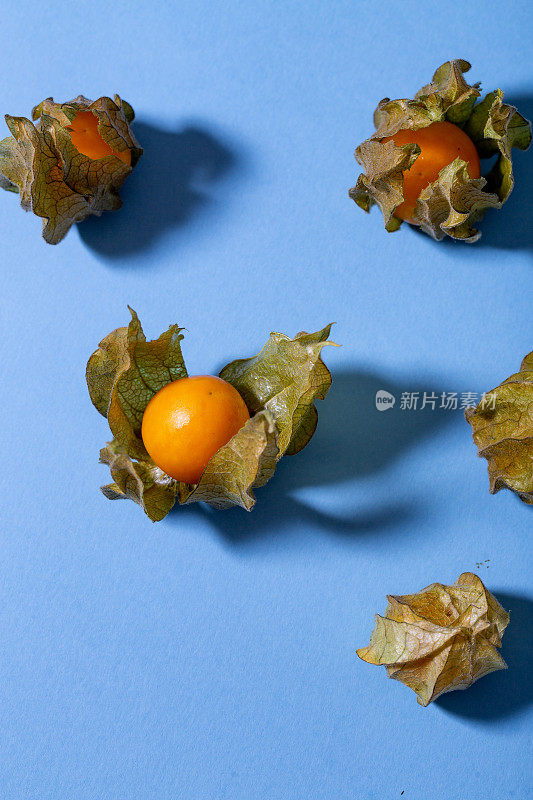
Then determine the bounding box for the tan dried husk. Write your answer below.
[0,95,142,244]
[86,309,336,521]
[465,351,533,504]
[350,60,532,241]
[357,572,509,706]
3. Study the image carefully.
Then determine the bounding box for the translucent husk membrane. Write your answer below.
[86,309,336,521]
[466,351,533,504]
[350,60,531,242]
[357,572,509,706]
[0,95,142,243]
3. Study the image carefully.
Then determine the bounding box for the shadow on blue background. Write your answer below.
[78,121,239,258]
[437,592,533,721]
[169,368,457,541]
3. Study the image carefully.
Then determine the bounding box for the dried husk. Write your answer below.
[350,60,531,242]
[357,572,509,706]
[465,351,533,504]
[86,309,336,521]
[0,95,142,244]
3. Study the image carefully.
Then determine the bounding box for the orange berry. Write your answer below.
[66,111,131,165]
[383,120,481,223]
[141,375,250,484]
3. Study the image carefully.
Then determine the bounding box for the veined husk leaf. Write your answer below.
[357,572,509,706]
[465,351,533,504]
[350,59,531,241]
[99,438,177,523]
[349,140,420,232]
[415,158,501,242]
[219,324,336,456]
[0,95,142,244]
[86,309,335,521]
[177,411,279,510]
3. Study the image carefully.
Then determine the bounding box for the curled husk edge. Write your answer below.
[465,351,533,504]
[86,309,336,521]
[357,572,509,706]
[0,95,142,244]
[350,59,532,241]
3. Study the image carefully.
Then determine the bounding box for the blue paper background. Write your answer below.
[1,1,531,798]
